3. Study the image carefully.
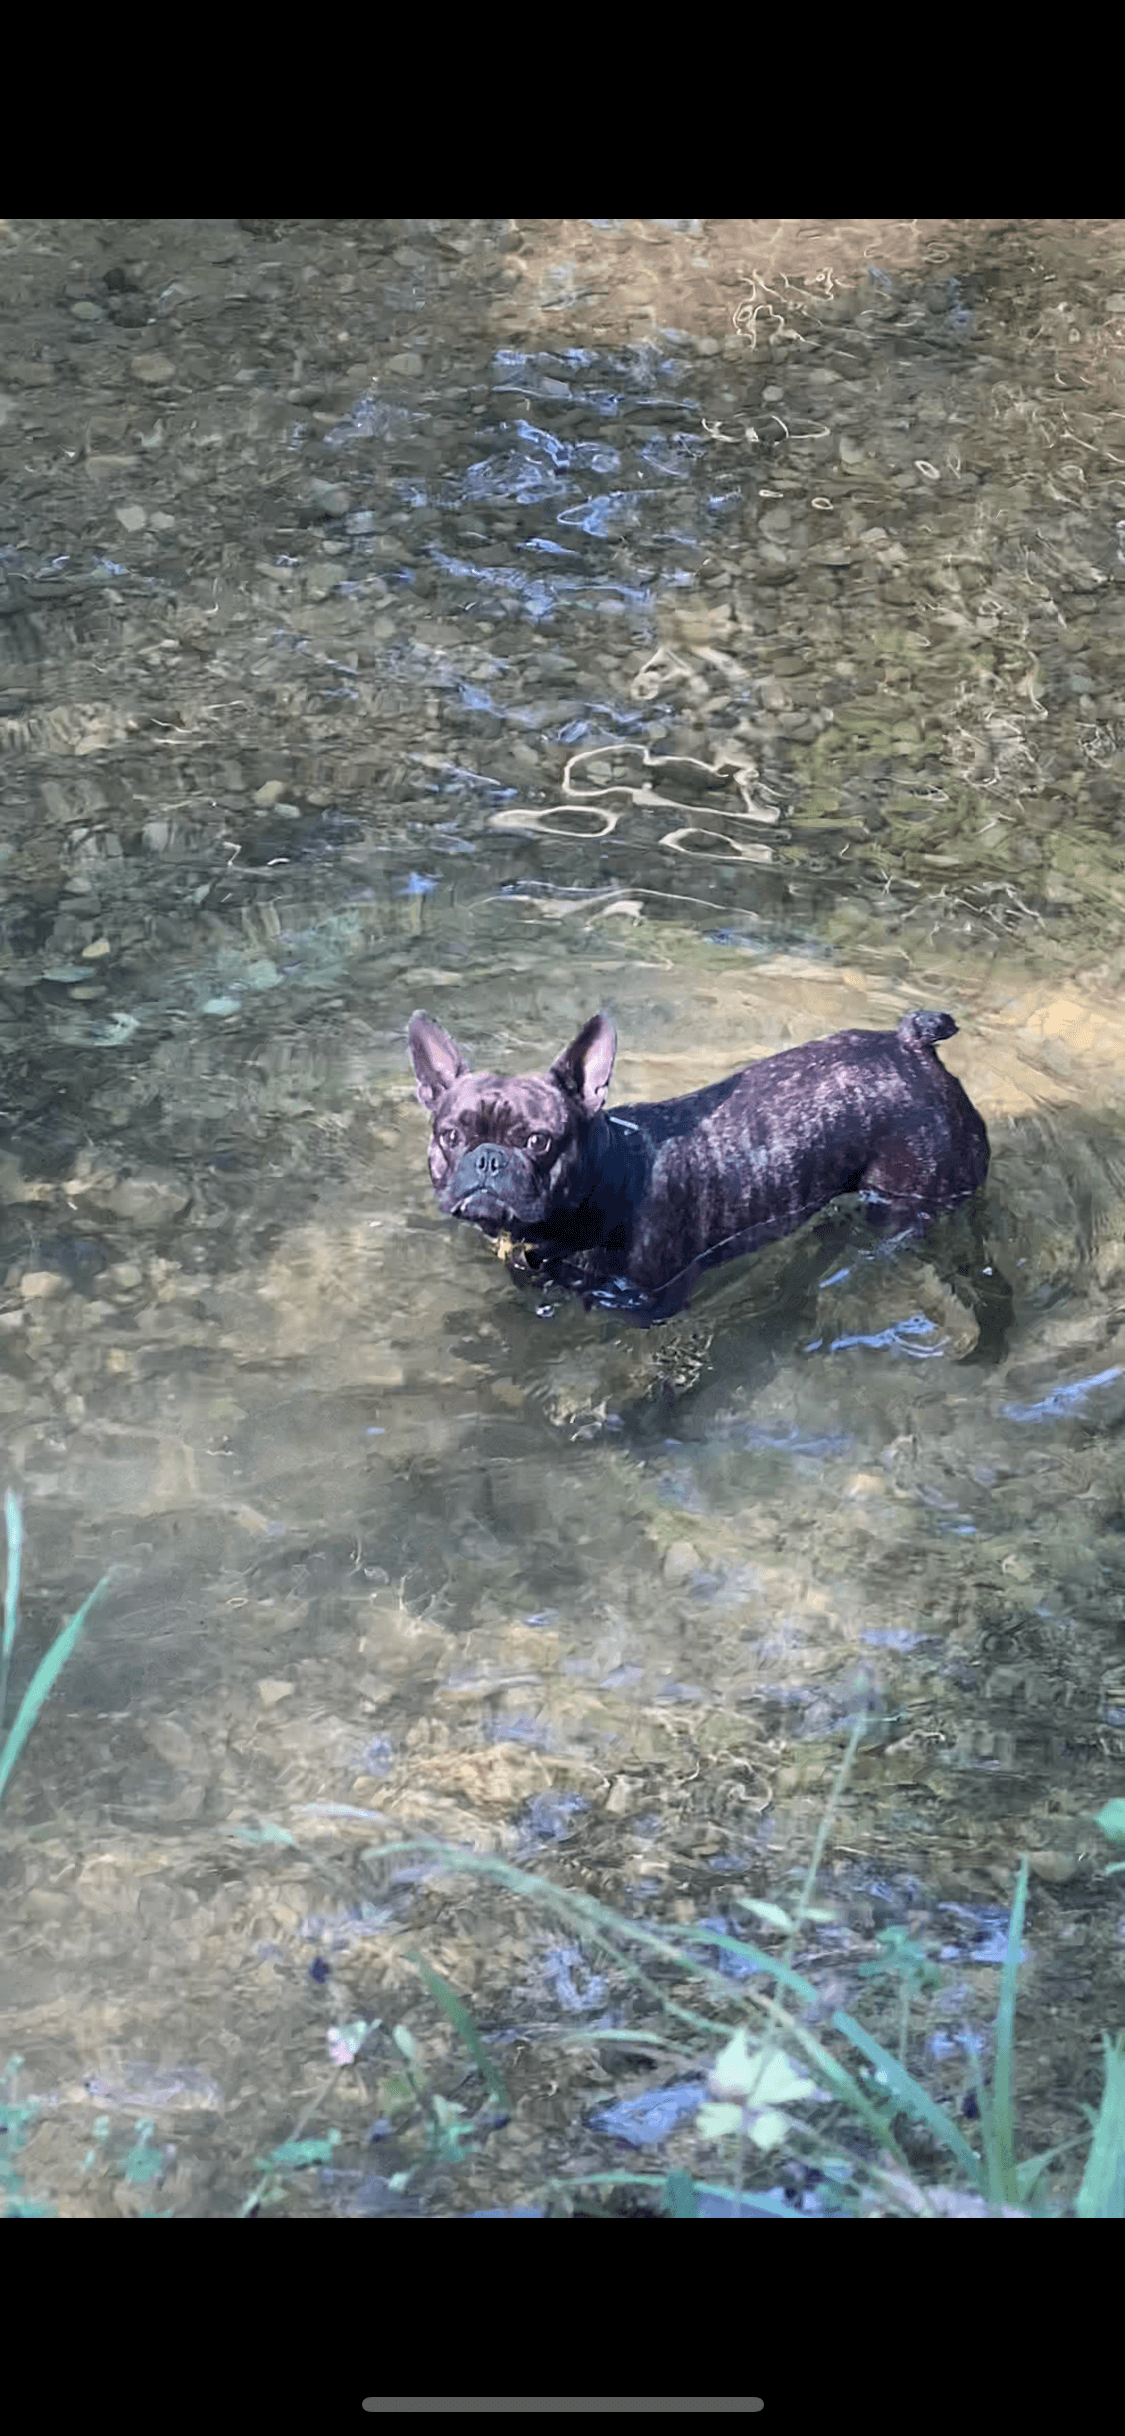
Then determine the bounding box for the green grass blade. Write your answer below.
[986,1858,1027,2203]
[3,1490,22,1659]
[0,1574,112,1804]
[0,1489,24,1732]
[408,1950,509,2110]
[1077,2033,1125,2219]
[832,2009,983,2184]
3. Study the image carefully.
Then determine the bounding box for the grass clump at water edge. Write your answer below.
[260,1715,1125,2219]
[2,1485,1123,2219]
[0,1489,113,1807]
[1,1489,115,2216]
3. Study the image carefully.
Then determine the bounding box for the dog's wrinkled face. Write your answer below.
[408,1011,616,1235]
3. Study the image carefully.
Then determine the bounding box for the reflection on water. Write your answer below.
[1,219,1124,2214]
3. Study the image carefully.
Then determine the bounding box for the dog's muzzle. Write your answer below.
[449,1142,530,1223]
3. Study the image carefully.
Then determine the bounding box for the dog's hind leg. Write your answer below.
[927,1197,1014,1366]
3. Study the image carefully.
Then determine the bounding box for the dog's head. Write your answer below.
[407,1011,617,1239]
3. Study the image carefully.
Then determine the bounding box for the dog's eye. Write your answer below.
[439,1127,459,1152]
[525,1131,552,1157]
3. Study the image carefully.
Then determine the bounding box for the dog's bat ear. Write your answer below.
[551,1012,617,1112]
[408,1011,471,1110]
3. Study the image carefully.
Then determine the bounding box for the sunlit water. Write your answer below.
[2,218,1124,2214]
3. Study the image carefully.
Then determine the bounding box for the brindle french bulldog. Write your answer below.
[407,1007,991,1324]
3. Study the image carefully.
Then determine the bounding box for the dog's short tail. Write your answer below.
[898,1008,957,1050]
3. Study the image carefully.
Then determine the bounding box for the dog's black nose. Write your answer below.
[471,1146,506,1180]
